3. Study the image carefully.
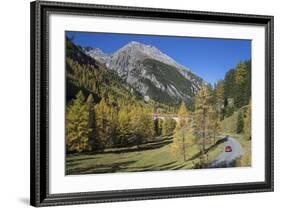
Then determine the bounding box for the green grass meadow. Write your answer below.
[66,136,225,175]
[66,106,250,175]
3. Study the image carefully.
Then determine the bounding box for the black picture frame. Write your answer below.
[30,0,274,207]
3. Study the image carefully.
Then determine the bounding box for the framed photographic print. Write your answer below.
[30,0,274,207]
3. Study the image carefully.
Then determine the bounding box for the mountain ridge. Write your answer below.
[83,41,204,105]
[84,41,201,82]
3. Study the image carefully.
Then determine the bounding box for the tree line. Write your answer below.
[213,60,251,118]
[66,37,251,157]
[171,60,252,163]
[65,40,178,153]
[171,85,220,162]
[66,60,251,155]
[66,90,179,153]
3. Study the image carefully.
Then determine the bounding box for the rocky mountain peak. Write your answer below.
[83,46,109,64]
[83,41,203,104]
[114,41,191,74]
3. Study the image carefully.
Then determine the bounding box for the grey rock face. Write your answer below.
[84,41,203,104]
[83,47,109,64]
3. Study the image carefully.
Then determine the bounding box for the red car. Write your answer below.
[225,146,232,152]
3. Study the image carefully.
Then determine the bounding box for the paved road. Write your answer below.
[209,137,244,168]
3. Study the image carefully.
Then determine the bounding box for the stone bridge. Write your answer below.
[152,113,189,123]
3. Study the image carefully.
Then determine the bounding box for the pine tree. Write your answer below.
[171,127,187,161]
[236,111,244,134]
[124,105,153,146]
[127,105,140,145]
[95,98,118,148]
[214,80,225,119]
[223,69,237,117]
[235,61,248,108]
[66,91,91,153]
[171,101,191,161]
[245,60,252,104]
[194,84,213,152]
[162,118,176,136]
[108,104,118,146]
[117,107,131,145]
[143,108,156,141]
[154,118,163,136]
[244,101,251,140]
[86,94,96,150]
[135,107,155,143]
[209,107,221,144]
[224,69,236,100]
[177,101,189,128]
[171,125,196,161]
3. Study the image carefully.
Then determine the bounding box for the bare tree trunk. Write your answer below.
[182,135,186,161]
[202,109,206,153]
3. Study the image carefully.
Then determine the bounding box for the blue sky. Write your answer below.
[66,31,251,85]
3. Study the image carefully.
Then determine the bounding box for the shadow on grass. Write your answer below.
[186,137,227,162]
[67,137,173,158]
[156,161,179,170]
[66,137,229,175]
[171,164,187,170]
[67,156,100,164]
[67,160,181,175]
[67,160,137,175]
[117,161,179,173]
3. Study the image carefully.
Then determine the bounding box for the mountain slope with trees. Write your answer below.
[66,38,157,152]
[213,60,251,118]
[65,37,251,172]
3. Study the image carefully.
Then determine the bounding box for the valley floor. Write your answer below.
[65,135,238,175]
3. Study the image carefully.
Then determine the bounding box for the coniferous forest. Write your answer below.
[65,34,252,175]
